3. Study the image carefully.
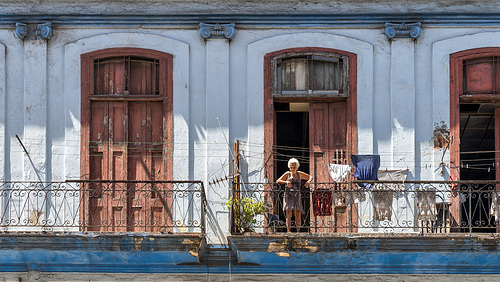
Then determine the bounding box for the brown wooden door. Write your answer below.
[82,49,173,233]
[89,101,128,232]
[310,103,347,182]
[309,102,352,232]
[89,101,167,232]
[127,101,168,232]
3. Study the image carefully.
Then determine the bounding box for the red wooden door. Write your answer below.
[309,102,352,232]
[89,101,167,232]
[127,101,168,232]
[82,49,173,233]
[89,101,128,231]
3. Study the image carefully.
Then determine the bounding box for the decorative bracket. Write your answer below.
[36,22,52,40]
[199,23,236,40]
[385,22,421,40]
[15,22,27,40]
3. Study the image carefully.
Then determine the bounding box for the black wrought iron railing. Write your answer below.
[0,180,206,234]
[230,181,500,234]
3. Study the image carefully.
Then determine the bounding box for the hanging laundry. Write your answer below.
[351,155,380,189]
[333,191,344,206]
[328,164,351,182]
[417,187,437,221]
[372,190,393,221]
[376,170,408,193]
[371,170,408,221]
[490,191,500,223]
[345,189,366,205]
[312,188,333,216]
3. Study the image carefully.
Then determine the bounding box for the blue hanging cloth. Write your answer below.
[351,154,381,189]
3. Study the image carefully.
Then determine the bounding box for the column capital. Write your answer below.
[199,23,236,40]
[385,22,421,40]
[36,22,52,40]
[15,22,27,40]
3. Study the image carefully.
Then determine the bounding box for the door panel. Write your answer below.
[310,102,351,233]
[309,104,329,183]
[88,100,167,232]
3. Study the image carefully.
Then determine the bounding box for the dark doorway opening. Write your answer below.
[460,103,496,233]
[275,107,310,232]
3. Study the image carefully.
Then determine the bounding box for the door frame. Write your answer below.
[80,48,174,232]
[263,47,358,182]
[450,47,500,230]
[81,47,173,182]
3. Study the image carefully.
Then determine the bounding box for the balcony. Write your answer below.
[0,180,206,234]
[230,180,500,235]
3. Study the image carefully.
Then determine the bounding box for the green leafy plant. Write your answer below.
[226,196,265,232]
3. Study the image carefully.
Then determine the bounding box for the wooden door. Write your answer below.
[127,101,168,232]
[82,49,173,233]
[89,100,168,232]
[309,102,352,232]
[89,101,128,231]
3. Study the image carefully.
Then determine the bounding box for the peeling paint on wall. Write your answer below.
[433,121,450,149]
[182,238,202,257]
[267,238,319,253]
[135,237,143,251]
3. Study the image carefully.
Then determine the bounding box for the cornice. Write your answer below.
[1,13,500,28]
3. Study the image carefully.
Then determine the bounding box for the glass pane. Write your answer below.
[280,57,307,91]
[311,58,343,91]
[277,55,344,94]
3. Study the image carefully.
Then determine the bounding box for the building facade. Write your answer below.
[1,0,500,279]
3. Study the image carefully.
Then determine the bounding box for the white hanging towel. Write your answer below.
[328,164,351,182]
[490,191,500,223]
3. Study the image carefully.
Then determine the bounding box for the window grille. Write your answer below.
[93,56,160,96]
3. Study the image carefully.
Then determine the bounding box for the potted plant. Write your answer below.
[226,196,265,233]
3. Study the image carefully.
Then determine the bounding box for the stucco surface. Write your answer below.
[0,0,499,14]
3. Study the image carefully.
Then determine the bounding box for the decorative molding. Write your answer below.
[35,22,52,40]
[199,23,235,40]
[15,22,27,39]
[385,22,421,40]
[0,14,499,28]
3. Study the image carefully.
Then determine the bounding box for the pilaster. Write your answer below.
[200,22,235,244]
[19,22,53,181]
[386,22,420,171]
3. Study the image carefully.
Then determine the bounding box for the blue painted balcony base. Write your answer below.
[228,234,500,274]
[2,234,500,274]
[0,234,207,273]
